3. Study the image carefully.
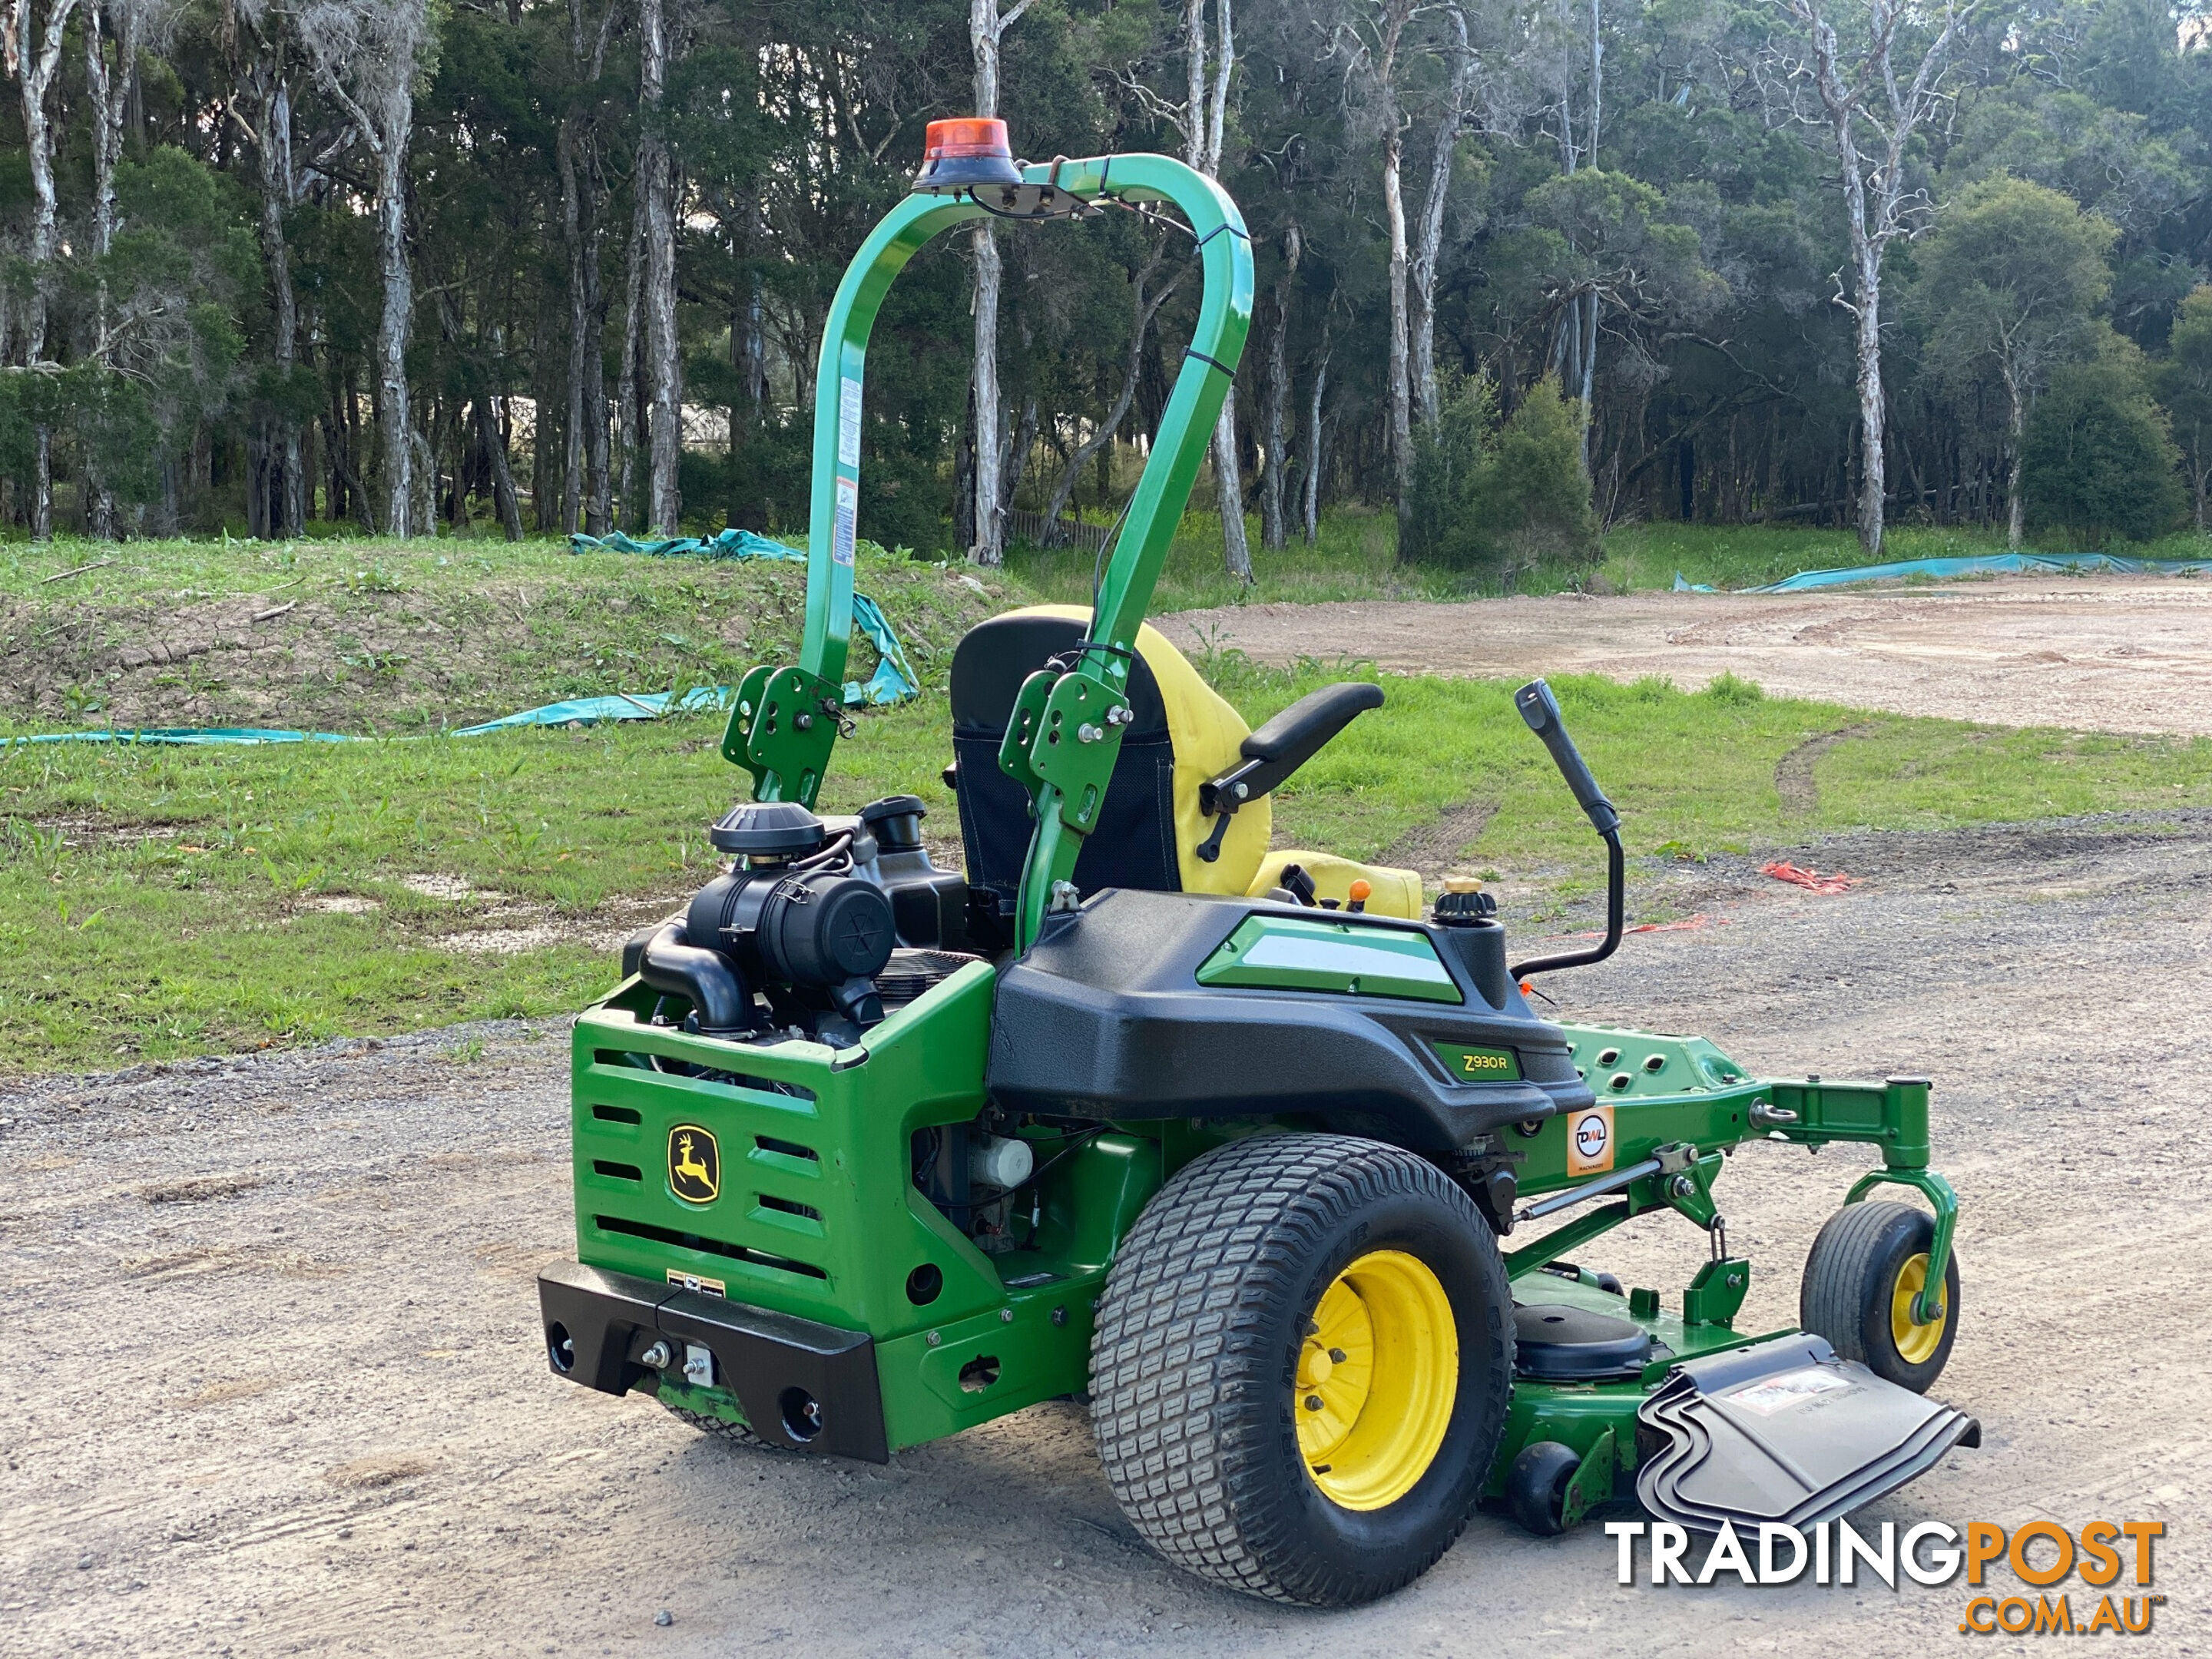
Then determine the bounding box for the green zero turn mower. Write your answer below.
[537,121,1975,1607]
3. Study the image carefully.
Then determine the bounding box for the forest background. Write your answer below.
[3,0,2210,581]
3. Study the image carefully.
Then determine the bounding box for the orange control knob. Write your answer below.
[1346,879,1372,913]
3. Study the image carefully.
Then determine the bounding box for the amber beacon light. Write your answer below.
[912,118,1024,194]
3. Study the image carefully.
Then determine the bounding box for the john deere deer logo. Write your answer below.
[667,1125,720,1204]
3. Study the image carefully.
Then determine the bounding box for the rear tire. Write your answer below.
[660,1396,780,1449]
[1800,1199,1960,1392]
[1091,1132,1513,1606]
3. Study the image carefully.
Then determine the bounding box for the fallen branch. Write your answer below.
[251,600,299,623]
[41,558,116,584]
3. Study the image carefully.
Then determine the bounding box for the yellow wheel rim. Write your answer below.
[1296,1250,1459,1511]
[1889,1253,1947,1365]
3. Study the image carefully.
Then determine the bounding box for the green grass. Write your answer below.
[1005,512,2212,610]
[7,664,2210,1074]
[1600,522,2212,592]
[0,532,1017,736]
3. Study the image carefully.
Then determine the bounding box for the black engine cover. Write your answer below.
[985,889,1593,1151]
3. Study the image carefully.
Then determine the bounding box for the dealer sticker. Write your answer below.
[1726,1365,1856,1416]
[1567,1104,1614,1176]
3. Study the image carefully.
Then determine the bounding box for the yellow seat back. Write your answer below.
[1012,605,1273,893]
[998,605,1422,917]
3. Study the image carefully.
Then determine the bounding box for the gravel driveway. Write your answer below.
[5,806,2207,1655]
[1160,574,2212,735]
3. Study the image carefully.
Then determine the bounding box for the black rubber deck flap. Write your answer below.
[1635,1336,1978,1532]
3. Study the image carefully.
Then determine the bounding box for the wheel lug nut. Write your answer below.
[1304,1394,1324,1412]
[1328,1347,1346,1364]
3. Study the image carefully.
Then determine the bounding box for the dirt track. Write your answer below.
[1161,574,2212,735]
[5,809,2208,1656]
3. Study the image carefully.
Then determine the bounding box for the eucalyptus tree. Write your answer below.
[6,0,80,537]
[1911,174,2116,547]
[1764,0,1975,555]
[297,0,435,535]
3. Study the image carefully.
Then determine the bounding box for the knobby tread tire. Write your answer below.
[661,1397,778,1449]
[1090,1131,1512,1606]
[1800,1198,1959,1392]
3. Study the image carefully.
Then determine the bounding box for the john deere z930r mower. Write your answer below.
[537,121,1975,1606]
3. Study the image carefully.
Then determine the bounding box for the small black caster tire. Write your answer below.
[1091,1132,1514,1607]
[661,1396,781,1449]
[1505,1440,1581,1536]
[1800,1199,1960,1392]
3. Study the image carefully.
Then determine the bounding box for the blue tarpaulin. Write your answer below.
[1674,549,2212,594]
[447,685,732,736]
[569,526,920,705]
[8,687,735,747]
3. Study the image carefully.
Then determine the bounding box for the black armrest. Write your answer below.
[1198,681,1385,821]
[1243,681,1385,766]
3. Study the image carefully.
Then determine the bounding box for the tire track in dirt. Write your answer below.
[1773,722,1876,818]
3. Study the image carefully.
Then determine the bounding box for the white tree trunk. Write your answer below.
[10,0,78,541]
[971,226,1004,565]
[965,0,1024,565]
[1302,341,1330,544]
[251,58,305,538]
[1187,0,1250,579]
[1383,130,1412,510]
[373,134,414,537]
[639,0,681,532]
[1409,7,1471,430]
[2004,367,2025,550]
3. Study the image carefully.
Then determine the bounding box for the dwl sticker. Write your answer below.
[1567,1104,1614,1176]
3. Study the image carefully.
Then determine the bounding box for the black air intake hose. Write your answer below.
[636,919,752,1035]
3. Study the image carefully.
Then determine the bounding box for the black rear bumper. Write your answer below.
[536,1260,889,1462]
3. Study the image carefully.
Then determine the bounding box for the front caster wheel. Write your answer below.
[1505,1440,1580,1536]
[1800,1200,1960,1392]
[1091,1133,1513,1607]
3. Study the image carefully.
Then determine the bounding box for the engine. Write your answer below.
[624,794,972,1048]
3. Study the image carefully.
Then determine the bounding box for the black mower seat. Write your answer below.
[948,605,1422,937]
[951,609,1180,927]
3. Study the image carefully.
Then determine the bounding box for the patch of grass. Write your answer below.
[1005,506,1486,610]
[6,665,2210,1074]
[0,697,954,1072]
[0,535,1018,734]
[1010,512,2212,609]
[1213,658,2212,886]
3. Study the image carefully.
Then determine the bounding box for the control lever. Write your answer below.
[1514,680,1619,835]
[1508,679,1625,982]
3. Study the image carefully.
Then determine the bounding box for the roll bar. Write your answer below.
[720,152,1254,951]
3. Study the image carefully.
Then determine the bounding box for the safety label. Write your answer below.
[1726,1366,1856,1416]
[839,376,863,468]
[834,475,859,567]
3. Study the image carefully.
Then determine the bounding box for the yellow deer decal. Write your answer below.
[668,1126,719,1201]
